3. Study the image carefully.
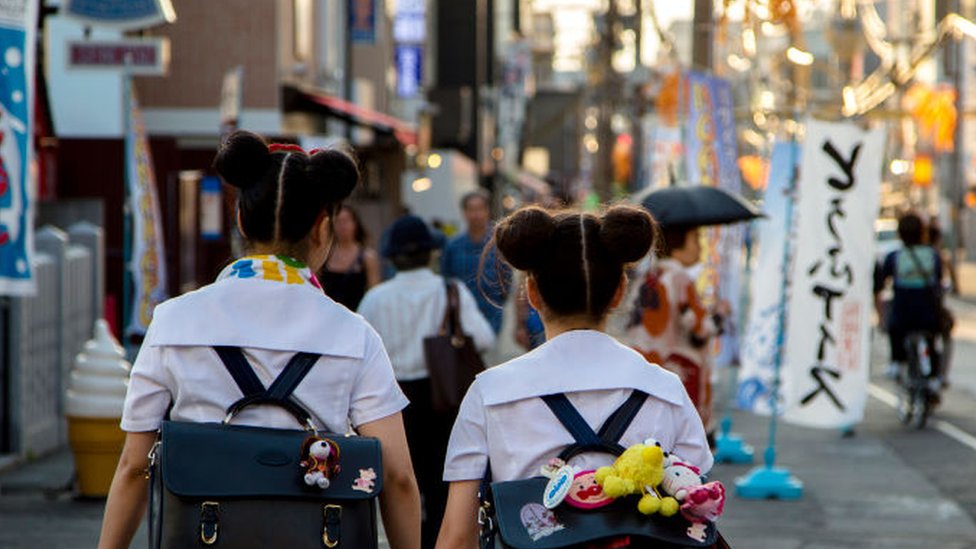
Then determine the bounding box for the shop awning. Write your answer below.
[282,85,417,146]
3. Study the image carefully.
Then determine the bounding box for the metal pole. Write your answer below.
[343,0,354,141]
[692,0,713,72]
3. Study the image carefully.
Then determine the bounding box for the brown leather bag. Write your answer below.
[424,279,486,412]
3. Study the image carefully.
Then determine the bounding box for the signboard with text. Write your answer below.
[66,38,170,75]
[781,119,885,428]
[63,0,175,31]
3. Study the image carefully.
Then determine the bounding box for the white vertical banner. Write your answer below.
[782,119,885,428]
[0,0,38,295]
[737,141,799,414]
[125,79,167,336]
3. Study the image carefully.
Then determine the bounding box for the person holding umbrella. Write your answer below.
[624,185,763,441]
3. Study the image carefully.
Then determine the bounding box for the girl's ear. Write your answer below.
[526,275,543,312]
[236,208,247,239]
[609,274,627,310]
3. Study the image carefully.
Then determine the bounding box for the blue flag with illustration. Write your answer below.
[736,141,798,414]
[0,3,37,296]
[683,71,744,367]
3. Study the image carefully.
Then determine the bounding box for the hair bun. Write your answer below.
[599,205,655,263]
[213,130,273,190]
[306,148,359,203]
[494,206,557,271]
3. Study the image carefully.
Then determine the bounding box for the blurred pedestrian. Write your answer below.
[318,204,381,310]
[441,190,512,334]
[97,131,420,549]
[436,205,712,548]
[358,215,494,549]
[623,225,727,439]
[514,274,545,350]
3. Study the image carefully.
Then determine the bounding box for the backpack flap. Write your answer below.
[491,477,716,548]
[159,421,383,501]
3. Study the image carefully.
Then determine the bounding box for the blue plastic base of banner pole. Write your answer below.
[713,432,754,464]
[734,466,804,500]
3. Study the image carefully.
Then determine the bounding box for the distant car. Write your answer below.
[875,218,901,264]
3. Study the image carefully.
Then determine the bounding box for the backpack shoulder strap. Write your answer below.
[597,390,649,444]
[266,352,321,401]
[541,393,601,447]
[215,346,322,429]
[214,346,266,397]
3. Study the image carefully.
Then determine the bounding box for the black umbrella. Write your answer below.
[636,185,764,228]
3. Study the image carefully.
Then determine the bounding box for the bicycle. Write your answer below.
[896,330,942,429]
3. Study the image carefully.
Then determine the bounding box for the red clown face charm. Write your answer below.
[564,470,614,509]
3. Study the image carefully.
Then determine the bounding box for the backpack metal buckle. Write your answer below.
[200,501,220,545]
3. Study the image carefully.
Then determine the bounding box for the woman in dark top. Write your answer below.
[319,205,381,309]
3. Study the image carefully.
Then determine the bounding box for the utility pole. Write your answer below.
[594,0,621,201]
[692,0,713,71]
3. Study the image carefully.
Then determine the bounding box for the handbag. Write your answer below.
[479,391,728,549]
[424,278,487,412]
[148,347,383,549]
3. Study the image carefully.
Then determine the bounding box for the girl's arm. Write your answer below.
[358,412,421,549]
[435,480,481,549]
[97,431,157,549]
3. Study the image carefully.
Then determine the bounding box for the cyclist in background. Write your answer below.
[874,212,946,392]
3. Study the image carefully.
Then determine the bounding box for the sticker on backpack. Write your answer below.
[520,503,565,541]
[352,468,377,493]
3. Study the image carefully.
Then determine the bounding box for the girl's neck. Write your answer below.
[543,316,606,340]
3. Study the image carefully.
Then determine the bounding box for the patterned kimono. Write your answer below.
[624,258,718,432]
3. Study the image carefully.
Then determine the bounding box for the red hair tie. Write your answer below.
[268,143,306,154]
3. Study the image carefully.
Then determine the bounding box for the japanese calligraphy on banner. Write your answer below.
[124,80,167,336]
[782,119,885,428]
[737,141,799,414]
[0,0,38,296]
[683,71,743,367]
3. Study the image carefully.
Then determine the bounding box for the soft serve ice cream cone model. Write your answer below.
[65,320,131,497]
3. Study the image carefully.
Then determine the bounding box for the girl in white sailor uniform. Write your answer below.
[98,132,421,549]
[436,206,712,548]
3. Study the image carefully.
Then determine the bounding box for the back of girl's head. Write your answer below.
[494,205,655,320]
[213,130,359,245]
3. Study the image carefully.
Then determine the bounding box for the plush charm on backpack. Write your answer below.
[658,452,726,541]
[594,441,679,516]
[300,436,341,489]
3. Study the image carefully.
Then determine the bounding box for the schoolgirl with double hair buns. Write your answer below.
[98,131,421,549]
[436,205,713,548]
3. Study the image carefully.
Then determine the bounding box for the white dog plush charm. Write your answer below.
[299,436,341,489]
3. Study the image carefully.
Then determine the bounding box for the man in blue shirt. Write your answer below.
[441,190,511,333]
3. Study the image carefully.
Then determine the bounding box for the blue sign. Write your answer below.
[350,0,376,44]
[396,45,423,98]
[63,0,175,30]
[0,2,37,295]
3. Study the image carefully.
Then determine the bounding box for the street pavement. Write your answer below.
[3,273,976,548]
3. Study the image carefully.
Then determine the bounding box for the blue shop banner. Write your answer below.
[0,0,38,296]
[683,71,745,367]
[396,45,423,98]
[350,0,376,44]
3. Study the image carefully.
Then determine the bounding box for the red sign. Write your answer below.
[66,39,169,75]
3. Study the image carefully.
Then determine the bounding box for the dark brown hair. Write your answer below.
[494,205,655,320]
[339,205,369,246]
[656,226,694,258]
[897,212,924,246]
[214,131,359,251]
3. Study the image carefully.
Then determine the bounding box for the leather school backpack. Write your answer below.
[478,390,730,549]
[148,347,383,549]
